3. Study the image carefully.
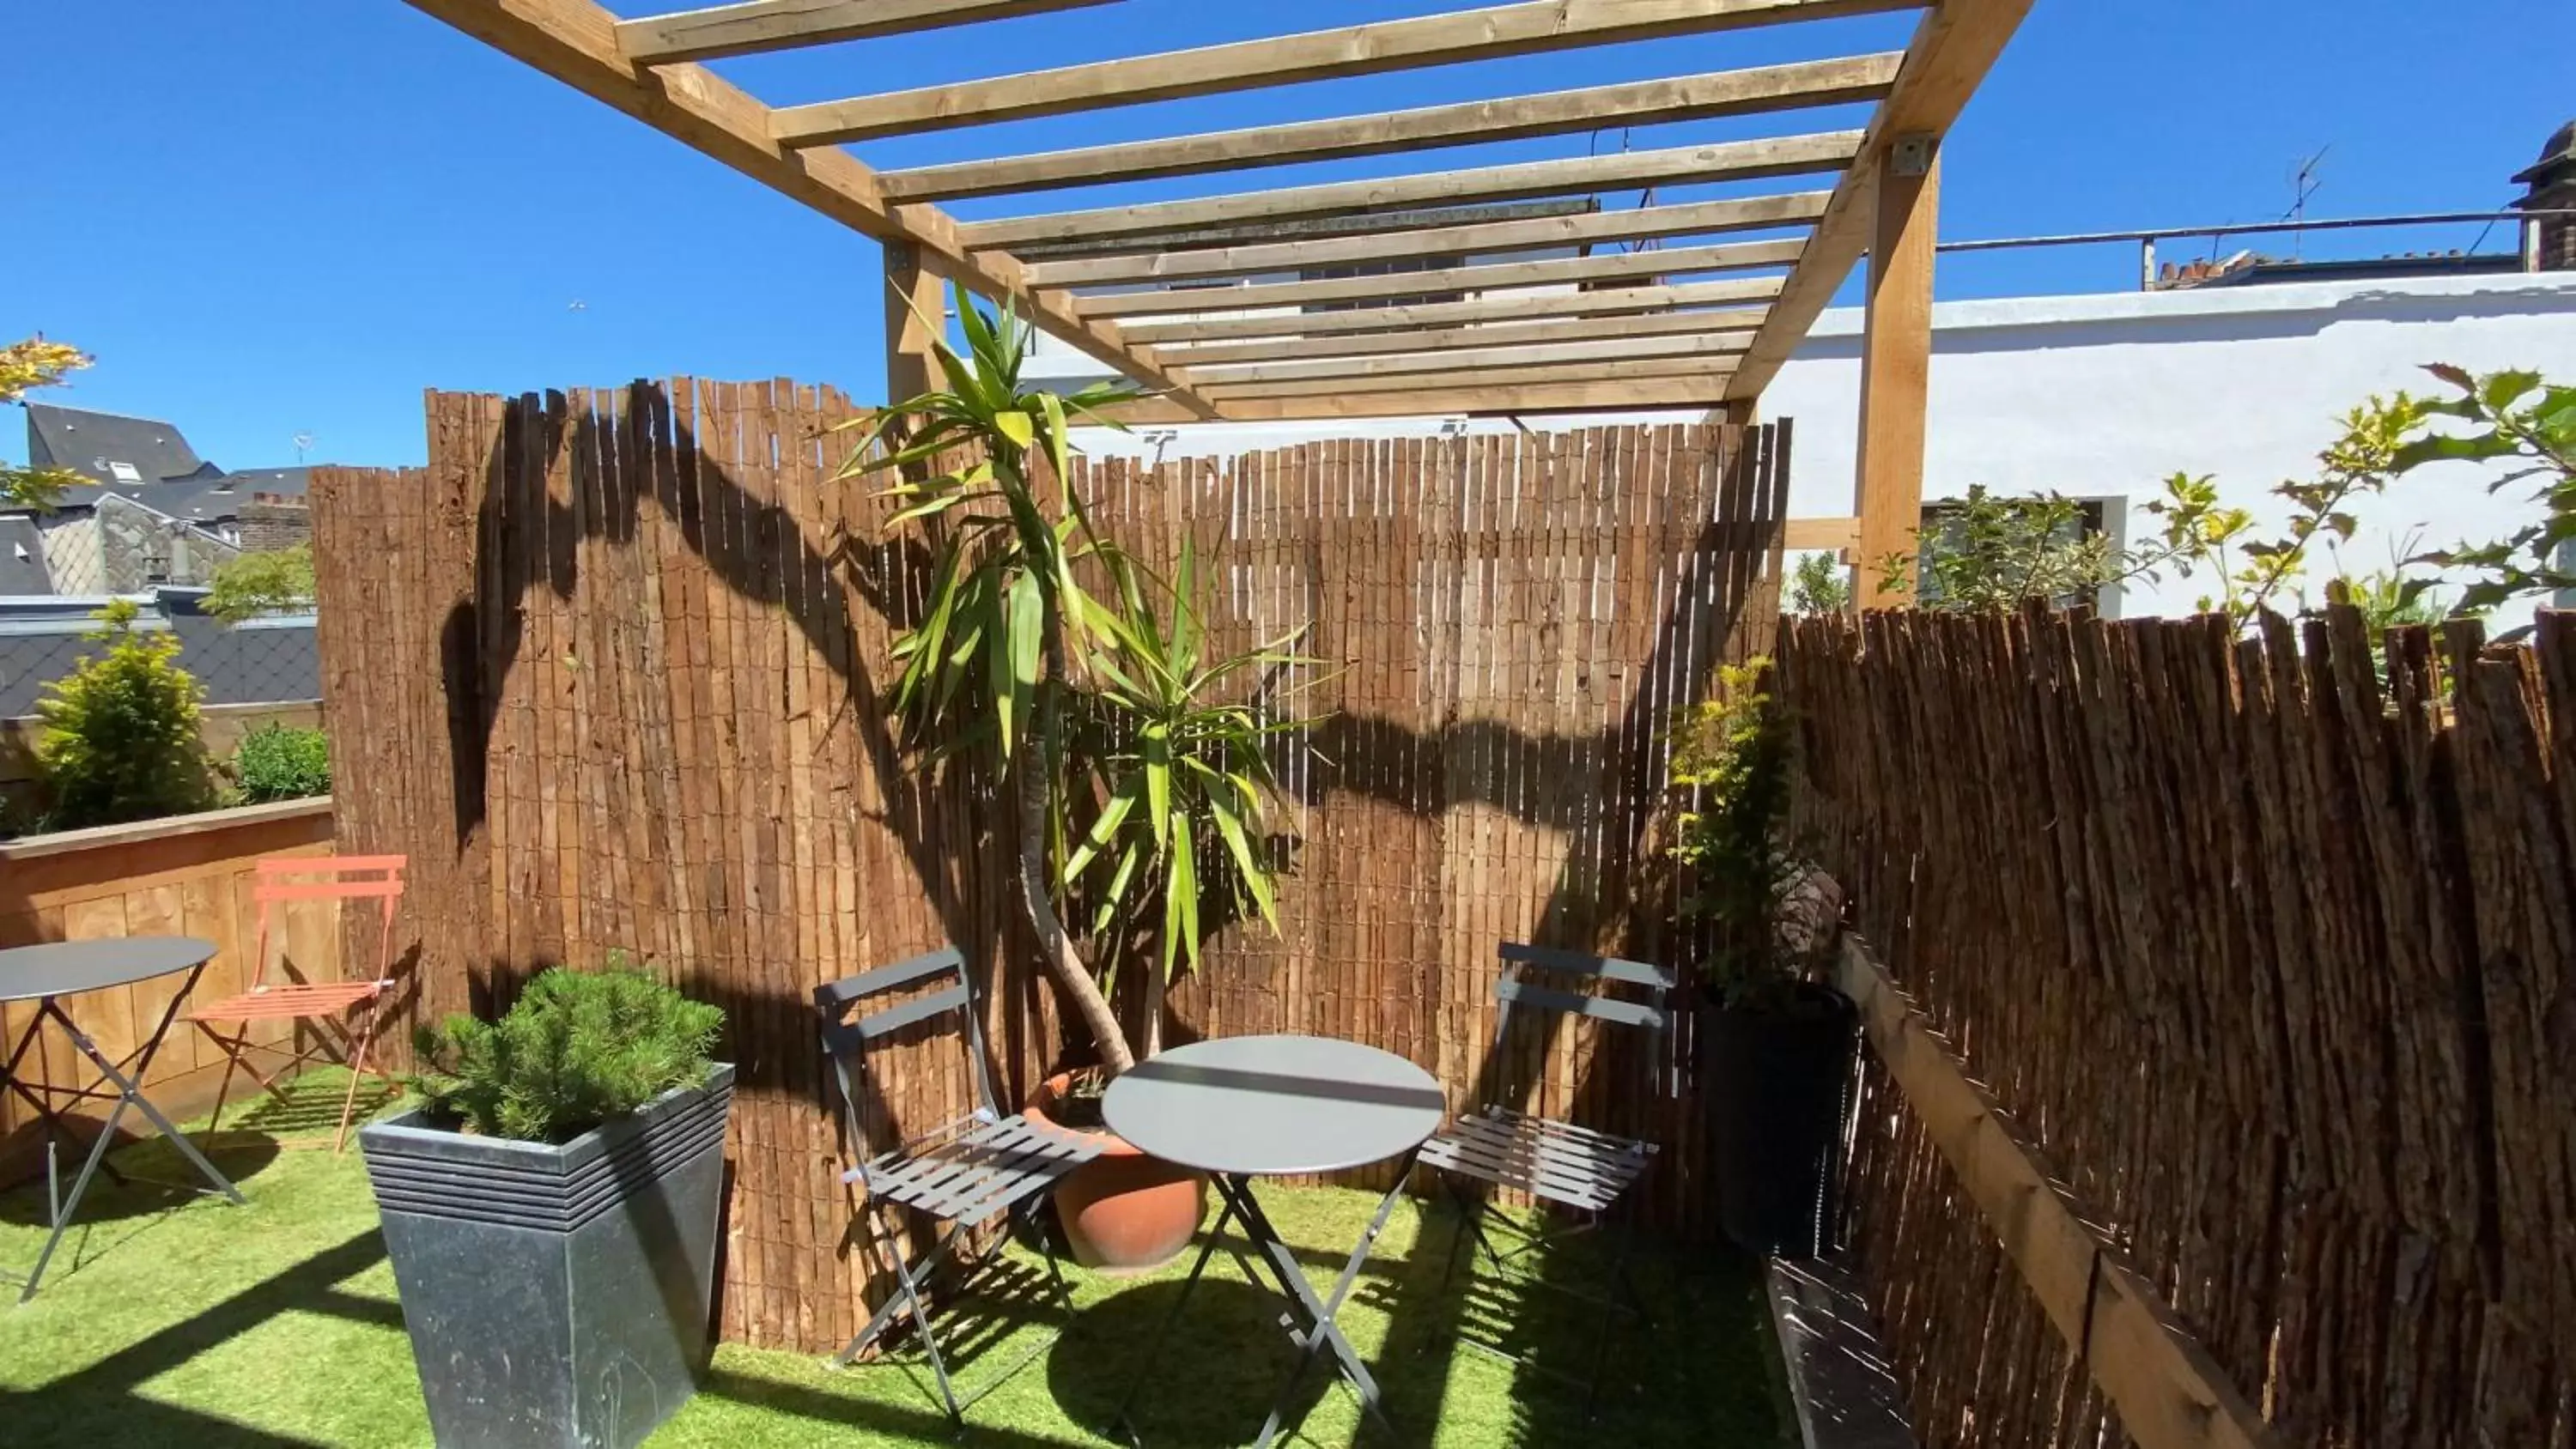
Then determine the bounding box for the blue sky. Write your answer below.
[4,1,2567,471]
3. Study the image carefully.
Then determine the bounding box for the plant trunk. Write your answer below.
[1022,619,1136,1076]
[1139,957,1166,1060]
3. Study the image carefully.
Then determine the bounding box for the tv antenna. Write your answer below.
[2283,147,2330,257]
[293,432,315,464]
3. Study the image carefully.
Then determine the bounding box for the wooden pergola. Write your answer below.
[399,0,2036,600]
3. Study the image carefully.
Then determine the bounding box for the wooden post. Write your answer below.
[883,240,946,403]
[1854,135,1940,606]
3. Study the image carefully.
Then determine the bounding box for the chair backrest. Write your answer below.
[813,947,999,1162]
[1485,942,1678,1107]
[251,855,408,989]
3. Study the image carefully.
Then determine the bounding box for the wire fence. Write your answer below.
[0,603,318,716]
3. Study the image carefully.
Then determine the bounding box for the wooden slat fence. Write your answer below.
[1776,608,2576,1449]
[308,379,1789,1354]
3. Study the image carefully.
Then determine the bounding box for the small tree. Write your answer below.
[1668,659,1803,1007]
[838,288,1145,1075]
[1879,485,2132,612]
[3,336,92,510]
[1788,551,1851,615]
[35,599,213,829]
[204,543,317,621]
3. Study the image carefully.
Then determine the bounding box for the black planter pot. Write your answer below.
[1701,985,1856,1259]
[358,1064,735,1449]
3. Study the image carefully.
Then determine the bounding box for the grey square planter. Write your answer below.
[359,1064,735,1449]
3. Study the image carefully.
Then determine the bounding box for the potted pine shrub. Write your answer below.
[360,962,732,1449]
[1671,659,1856,1258]
[839,291,1316,1271]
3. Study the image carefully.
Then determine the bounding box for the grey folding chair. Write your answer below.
[816,946,1102,1428]
[1417,941,1676,1408]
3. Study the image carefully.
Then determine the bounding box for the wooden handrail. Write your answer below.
[1838,937,2279,1449]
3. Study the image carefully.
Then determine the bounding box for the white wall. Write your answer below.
[1765,271,2576,628]
[1069,270,2576,629]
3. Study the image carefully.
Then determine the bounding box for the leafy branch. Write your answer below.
[3,336,93,511]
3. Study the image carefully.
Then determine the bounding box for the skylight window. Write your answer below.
[107,461,143,484]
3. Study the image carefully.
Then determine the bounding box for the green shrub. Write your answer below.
[35,599,213,829]
[204,543,317,622]
[231,722,331,803]
[410,960,725,1143]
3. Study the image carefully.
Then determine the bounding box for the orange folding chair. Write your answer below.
[189,854,408,1152]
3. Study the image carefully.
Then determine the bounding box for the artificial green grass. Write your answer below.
[2,1073,1784,1446]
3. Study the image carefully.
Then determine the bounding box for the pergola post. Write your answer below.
[884,240,947,403]
[1854,136,1940,606]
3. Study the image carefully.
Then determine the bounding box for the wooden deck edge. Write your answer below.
[1765,1253,1918,1449]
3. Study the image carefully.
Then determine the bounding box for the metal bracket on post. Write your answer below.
[1890,132,1938,179]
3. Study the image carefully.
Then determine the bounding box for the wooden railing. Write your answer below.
[0,797,337,1182]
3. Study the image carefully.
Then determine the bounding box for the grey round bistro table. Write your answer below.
[1103,1034,1446,1447]
[0,937,245,1302]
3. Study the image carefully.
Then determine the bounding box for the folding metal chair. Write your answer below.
[1417,941,1676,1408]
[815,946,1102,1428]
[188,854,407,1153]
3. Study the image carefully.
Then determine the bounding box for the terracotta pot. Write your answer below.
[1027,1072,1206,1275]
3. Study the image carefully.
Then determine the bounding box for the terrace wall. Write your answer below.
[306,379,1791,1354]
[0,797,340,1184]
[1778,609,2576,1448]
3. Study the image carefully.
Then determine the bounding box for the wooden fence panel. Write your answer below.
[310,379,1787,1354]
[1778,609,2576,1449]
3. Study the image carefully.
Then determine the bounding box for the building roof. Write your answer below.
[24,403,208,487]
[18,403,313,530]
[0,518,52,595]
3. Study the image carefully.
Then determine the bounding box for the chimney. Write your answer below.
[236,491,313,554]
[2516,120,2576,270]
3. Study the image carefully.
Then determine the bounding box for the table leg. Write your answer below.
[1109,1190,1244,1442]
[8,1014,243,1304]
[1223,1168,1410,1448]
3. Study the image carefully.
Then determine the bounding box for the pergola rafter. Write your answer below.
[394,0,2036,553]
[1018,193,1835,288]
[872,54,1905,202]
[1072,241,1801,320]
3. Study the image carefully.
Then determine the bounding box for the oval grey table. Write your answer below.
[0,937,245,1302]
[1103,1034,1446,1447]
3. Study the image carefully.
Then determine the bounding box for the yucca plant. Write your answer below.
[835,286,1145,1073]
[1065,542,1321,1056]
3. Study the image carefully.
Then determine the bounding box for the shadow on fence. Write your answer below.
[312,376,1790,1369]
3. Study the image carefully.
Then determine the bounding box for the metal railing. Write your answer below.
[1934,209,2576,289]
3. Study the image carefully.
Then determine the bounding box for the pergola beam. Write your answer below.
[1727,0,2037,403]
[1176,330,1753,386]
[397,0,1218,416]
[1095,375,1741,424]
[1075,239,1801,319]
[1158,305,1774,367]
[1200,357,1737,402]
[1022,193,1834,288]
[963,131,1865,250]
[873,55,1903,200]
[616,0,1114,64]
[1118,279,1786,343]
[772,0,1923,145]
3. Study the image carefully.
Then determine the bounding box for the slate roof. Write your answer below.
[25,403,208,487]
[0,518,52,595]
[18,403,313,531]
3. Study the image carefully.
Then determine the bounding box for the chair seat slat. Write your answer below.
[188,980,387,1022]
